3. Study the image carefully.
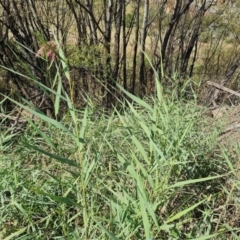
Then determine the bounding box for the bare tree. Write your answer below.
[131,1,140,94]
[0,0,74,116]
[0,0,239,115]
[139,0,149,95]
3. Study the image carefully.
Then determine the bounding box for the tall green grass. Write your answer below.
[0,40,239,239]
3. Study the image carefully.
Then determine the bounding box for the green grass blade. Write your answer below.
[54,70,62,117]
[64,92,77,124]
[27,120,58,152]
[97,224,120,240]
[3,227,28,240]
[139,189,151,239]
[79,107,88,151]
[166,199,205,224]
[1,133,18,144]
[112,151,139,180]
[143,51,163,103]
[34,189,79,206]
[84,151,99,185]
[130,135,149,165]
[0,65,68,103]
[138,186,159,229]
[23,142,78,167]
[169,175,226,188]
[12,200,28,218]
[189,233,221,240]
[57,42,71,82]
[117,84,153,112]
[220,145,235,174]
[6,96,75,137]
[132,153,153,187]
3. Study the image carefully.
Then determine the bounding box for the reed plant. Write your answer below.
[0,40,239,239]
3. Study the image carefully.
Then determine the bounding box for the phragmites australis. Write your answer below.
[35,41,57,61]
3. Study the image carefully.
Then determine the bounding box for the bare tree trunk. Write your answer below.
[66,0,83,46]
[139,0,149,95]
[0,0,238,113]
[103,0,113,108]
[180,1,210,76]
[109,0,123,105]
[131,1,140,94]
[122,1,127,90]
[84,0,98,44]
[112,0,122,81]
[160,1,194,76]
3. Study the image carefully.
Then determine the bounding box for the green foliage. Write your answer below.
[0,39,239,240]
[67,44,104,70]
[125,13,135,28]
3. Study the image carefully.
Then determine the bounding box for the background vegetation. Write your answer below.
[1,0,240,239]
[0,0,240,110]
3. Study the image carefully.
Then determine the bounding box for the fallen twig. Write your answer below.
[207,81,240,97]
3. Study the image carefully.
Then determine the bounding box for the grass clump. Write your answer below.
[0,42,239,239]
